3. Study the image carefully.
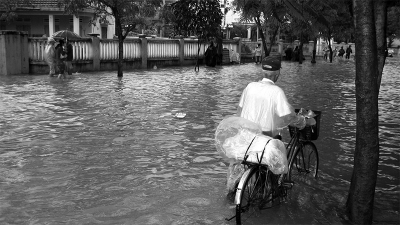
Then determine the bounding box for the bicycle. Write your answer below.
[228,109,321,225]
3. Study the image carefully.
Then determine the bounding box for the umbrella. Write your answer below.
[52,30,81,41]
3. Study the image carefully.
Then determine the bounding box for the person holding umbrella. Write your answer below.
[64,39,73,75]
[55,39,66,79]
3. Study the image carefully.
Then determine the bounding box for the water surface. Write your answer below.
[0,57,399,224]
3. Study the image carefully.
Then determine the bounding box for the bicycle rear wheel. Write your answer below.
[288,141,319,182]
[235,166,272,225]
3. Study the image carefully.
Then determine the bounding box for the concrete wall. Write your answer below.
[0,31,29,75]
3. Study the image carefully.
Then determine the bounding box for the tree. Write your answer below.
[0,0,32,22]
[346,0,394,223]
[232,0,281,56]
[170,0,223,70]
[63,0,162,77]
[232,0,337,62]
[319,0,352,62]
[158,2,176,38]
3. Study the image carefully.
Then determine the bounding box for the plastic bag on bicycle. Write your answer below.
[215,116,262,162]
[241,135,288,175]
[215,116,288,175]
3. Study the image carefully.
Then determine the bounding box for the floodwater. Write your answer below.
[0,57,399,225]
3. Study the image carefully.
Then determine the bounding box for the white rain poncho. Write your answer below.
[215,116,288,175]
[44,44,55,64]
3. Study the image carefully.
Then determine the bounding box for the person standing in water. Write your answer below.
[44,37,56,77]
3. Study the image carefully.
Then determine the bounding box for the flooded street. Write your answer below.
[0,58,399,224]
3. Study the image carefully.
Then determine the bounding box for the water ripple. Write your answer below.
[0,58,398,224]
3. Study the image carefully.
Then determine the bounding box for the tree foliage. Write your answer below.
[0,0,32,22]
[62,0,162,77]
[170,0,223,40]
[63,0,161,39]
[169,0,223,71]
[232,0,287,56]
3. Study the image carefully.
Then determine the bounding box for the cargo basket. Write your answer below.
[288,109,321,140]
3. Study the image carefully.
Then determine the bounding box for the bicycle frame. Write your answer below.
[286,126,319,180]
[286,127,301,165]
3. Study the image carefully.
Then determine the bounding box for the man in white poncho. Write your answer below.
[44,37,56,77]
[222,56,305,196]
[238,56,300,137]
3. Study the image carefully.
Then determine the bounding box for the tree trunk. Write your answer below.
[118,37,124,77]
[374,0,387,91]
[268,25,279,57]
[254,16,269,56]
[217,34,223,65]
[346,0,380,224]
[195,38,201,71]
[114,12,124,77]
[298,41,303,64]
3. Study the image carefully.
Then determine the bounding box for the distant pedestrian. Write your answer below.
[293,46,299,61]
[323,47,329,60]
[230,49,240,64]
[345,45,352,59]
[284,46,293,61]
[333,47,338,59]
[64,40,73,75]
[205,41,217,67]
[254,44,262,64]
[338,46,345,57]
[44,37,56,77]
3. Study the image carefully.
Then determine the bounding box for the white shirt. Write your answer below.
[238,78,294,136]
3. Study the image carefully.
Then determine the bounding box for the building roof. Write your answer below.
[30,0,60,7]
[32,0,60,7]
[0,0,97,15]
[0,0,62,11]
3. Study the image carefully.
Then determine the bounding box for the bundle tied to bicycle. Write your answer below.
[215,109,317,192]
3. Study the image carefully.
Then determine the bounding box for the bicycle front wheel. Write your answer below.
[288,141,319,182]
[235,166,272,225]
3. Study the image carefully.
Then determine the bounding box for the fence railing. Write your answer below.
[28,37,357,67]
[28,37,241,63]
[5,30,369,75]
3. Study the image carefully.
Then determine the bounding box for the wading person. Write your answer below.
[237,56,297,138]
[345,45,353,59]
[205,41,217,67]
[64,40,73,75]
[226,56,304,197]
[338,46,345,57]
[254,44,262,64]
[44,37,56,77]
[55,39,66,79]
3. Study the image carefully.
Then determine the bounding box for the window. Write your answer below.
[44,25,49,37]
[101,27,107,39]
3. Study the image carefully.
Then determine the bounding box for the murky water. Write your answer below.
[0,57,399,225]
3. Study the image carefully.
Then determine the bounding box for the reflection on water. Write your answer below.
[0,58,399,224]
